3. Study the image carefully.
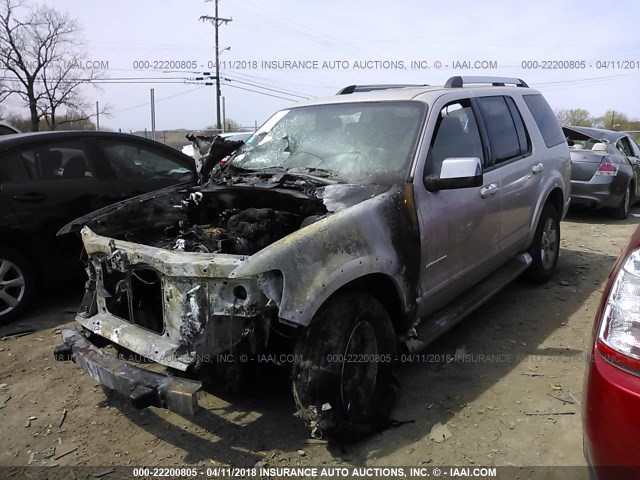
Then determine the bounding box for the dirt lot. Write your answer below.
[0,207,638,471]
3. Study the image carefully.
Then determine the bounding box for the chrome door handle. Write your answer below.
[532,162,543,174]
[480,183,499,198]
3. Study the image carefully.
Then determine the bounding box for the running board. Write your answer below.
[405,253,532,353]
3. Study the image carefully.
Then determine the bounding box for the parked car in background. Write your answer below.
[0,122,20,136]
[583,224,640,480]
[564,126,640,219]
[0,131,196,323]
[55,77,570,441]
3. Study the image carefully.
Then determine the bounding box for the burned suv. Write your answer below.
[55,76,570,441]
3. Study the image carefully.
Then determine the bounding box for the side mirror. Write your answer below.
[424,157,483,192]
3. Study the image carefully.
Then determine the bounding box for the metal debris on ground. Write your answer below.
[521,372,545,377]
[58,408,67,427]
[548,393,573,404]
[568,391,582,407]
[53,445,78,460]
[1,329,34,340]
[525,411,575,416]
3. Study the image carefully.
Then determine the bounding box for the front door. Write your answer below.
[413,98,503,316]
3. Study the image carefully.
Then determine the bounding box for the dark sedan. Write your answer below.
[564,126,640,219]
[0,131,196,323]
[0,122,20,136]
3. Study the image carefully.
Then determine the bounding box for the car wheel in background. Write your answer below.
[611,183,631,220]
[0,247,36,324]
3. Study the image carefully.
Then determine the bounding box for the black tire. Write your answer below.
[611,183,631,219]
[0,246,36,324]
[525,203,560,284]
[291,292,398,442]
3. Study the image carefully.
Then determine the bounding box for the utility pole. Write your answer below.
[96,101,100,131]
[150,88,156,141]
[200,1,232,132]
[222,96,226,133]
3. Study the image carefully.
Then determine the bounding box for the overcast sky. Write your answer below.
[10,0,640,132]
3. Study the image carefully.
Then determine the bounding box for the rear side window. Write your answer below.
[99,140,193,181]
[505,97,531,155]
[523,94,565,148]
[19,141,96,180]
[617,137,635,157]
[477,96,524,164]
[0,150,30,182]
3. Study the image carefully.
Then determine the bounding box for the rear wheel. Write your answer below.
[611,183,631,219]
[525,203,560,284]
[292,292,397,442]
[0,247,36,324]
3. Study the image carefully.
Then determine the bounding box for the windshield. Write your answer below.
[230,101,426,182]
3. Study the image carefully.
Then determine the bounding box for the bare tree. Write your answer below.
[555,108,593,127]
[0,0,103,131]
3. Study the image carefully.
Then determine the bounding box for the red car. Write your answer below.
[583,225,640,479]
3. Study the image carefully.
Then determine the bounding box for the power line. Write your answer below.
[220,82,305,102]
[110,86,207,114]
[220,76,309,99]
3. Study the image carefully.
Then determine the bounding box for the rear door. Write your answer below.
[0,149,26,231]
[475,95,539,253]
[0,139,121,265]
[94,138,196,199]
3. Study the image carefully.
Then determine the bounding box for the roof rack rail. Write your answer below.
[337,84,429,95]
[444,76,529,88]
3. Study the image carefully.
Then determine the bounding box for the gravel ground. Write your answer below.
[0,206,637,474]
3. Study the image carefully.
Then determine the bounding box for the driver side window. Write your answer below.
[427,100,484,177]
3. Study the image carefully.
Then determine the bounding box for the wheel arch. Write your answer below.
[330,273,407,334]
[526,186,564,249]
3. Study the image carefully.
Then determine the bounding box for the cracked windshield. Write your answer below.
[231,102,425,181]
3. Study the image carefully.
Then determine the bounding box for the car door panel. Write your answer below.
[414,98,502,318]
[0,140,121,268]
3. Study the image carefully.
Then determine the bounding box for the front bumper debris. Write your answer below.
[55,323,202,416]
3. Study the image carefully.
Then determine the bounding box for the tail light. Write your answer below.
[594,162,619,176]
[597,249,640,375]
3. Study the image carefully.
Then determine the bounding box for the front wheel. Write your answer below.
[0,247,36,324]
[525,203,560,284]
[291,292,398,442]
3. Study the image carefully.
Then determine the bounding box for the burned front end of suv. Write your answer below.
[55,100,425,427]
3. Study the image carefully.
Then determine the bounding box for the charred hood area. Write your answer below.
[84,185,330,256]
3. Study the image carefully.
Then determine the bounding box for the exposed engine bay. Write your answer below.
[104,185,329,257]
[166,189,328,255]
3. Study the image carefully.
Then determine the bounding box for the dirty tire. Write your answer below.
[291,292,397,442]
[611,183,631,220]
[525,203,560,284]
[0,247,36,324]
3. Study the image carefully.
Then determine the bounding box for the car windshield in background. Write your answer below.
[231,101,425,182]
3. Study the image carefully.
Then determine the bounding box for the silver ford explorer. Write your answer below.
[55,76,571,442]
